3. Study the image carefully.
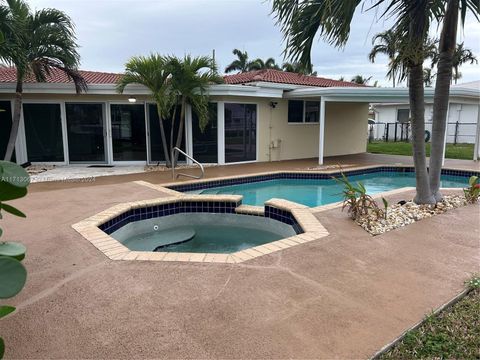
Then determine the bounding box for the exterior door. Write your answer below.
[66,103,107,163]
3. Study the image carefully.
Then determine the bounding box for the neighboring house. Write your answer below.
[371,80,480,144]
[1,68,479,166]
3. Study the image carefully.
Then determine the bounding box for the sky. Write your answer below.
[28,0,480,86]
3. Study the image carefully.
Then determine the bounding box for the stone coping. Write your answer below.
[72,189,329,263]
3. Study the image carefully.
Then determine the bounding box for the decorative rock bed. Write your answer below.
[357,195,471,235]
[144,164,218,172]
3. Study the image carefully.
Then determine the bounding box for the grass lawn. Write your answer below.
[379,287,480,359]
[367,141,475,160]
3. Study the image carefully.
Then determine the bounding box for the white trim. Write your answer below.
[319,98,326,165]
[185,103,193,165]
[60,101,69,164]
[217,102,225,165]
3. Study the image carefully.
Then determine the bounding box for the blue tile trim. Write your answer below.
[167,166,479,193]
[98,199,302,235]
[264,205,304,235]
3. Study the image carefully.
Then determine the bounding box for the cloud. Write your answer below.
[27,0,480,85]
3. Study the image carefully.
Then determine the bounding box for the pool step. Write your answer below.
[235,205,264,216]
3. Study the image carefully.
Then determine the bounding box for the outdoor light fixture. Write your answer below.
[128,96,137,103]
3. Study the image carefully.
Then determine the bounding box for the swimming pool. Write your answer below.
[192,171,471,207]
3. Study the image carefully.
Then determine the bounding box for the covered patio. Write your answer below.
[284,86,480,164]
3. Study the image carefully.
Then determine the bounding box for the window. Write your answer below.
[192,103,217,163]
[288,100,320,123]
[66,103,106,163]
[305,101,320,123]
[397,109,410,123]
[288,100,304,123]
[224,103,256,163]
[0,101,12,160]
[23,103,64,162]
[110,104,146,161]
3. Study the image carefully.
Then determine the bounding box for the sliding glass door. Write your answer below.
[23,103,64,162]
[0,101,12,160]
[147,104,185,163]
[66,103,106,163]
[192,103,218,163]
[224,103,256,163]
[110,104,146,162]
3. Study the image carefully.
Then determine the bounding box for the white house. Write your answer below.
[371,80,480,144]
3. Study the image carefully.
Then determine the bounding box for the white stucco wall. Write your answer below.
[372,102,479,143]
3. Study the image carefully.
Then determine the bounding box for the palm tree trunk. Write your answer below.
[156,106,171,167]
[429,0,458,202]
[173,97,186,164]
[409,63,435,204]
[4,80,23,162]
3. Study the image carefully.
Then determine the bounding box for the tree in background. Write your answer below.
[249,57,281,70]
[432,42,477,84]
[0,0,86,161]
[351,75,372,85]
[272,0,479,204]
[369,30,400,87]
[423,68,435,87]
[282,61,318,75]
[225,49,259,73]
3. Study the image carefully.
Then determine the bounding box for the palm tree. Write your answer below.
[225,49,258,73]
[272,0,479,204]
[166,55,223,164]
[117,54,175,166]
[451,43,477,84]
[351,75,372,85]
[369,30,400,87]
[0,0,86,161]
[250,57,281,70]
[282,61,318,75]
[423,67,435,87]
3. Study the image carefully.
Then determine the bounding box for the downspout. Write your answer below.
[474,104,480,161]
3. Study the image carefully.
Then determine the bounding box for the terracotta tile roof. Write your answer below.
[0,67,121,85]
[224,69,365,87]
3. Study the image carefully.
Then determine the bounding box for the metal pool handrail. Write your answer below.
[171,147,205,180]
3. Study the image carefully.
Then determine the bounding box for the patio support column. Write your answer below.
[217,102,225,165]
[318,98,326,165]
[185,104,193,165]
[474,104,480,161]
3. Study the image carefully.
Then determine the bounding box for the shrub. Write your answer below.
[463,176,480,204]
[334,173,383,220]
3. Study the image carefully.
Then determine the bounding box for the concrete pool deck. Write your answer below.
[28,153,480,192]
[1,156,479,358]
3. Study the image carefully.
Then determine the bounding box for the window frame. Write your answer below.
[288,100,321,124]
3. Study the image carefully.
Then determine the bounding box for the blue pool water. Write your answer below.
[197,172,469,207]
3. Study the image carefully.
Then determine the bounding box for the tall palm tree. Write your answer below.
[117,54,175,166]
[272,0,479,204]
[224,49,257,73]
[368,30,400,87]
[351,75,372,85]
[249,57,281,70]
[0,0,86,161]
[282,61,317,75]
[451,43,477,84]
[166,55,223,164]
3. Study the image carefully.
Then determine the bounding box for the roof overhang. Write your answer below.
[0,82,284,98]
[285,86,480,104]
